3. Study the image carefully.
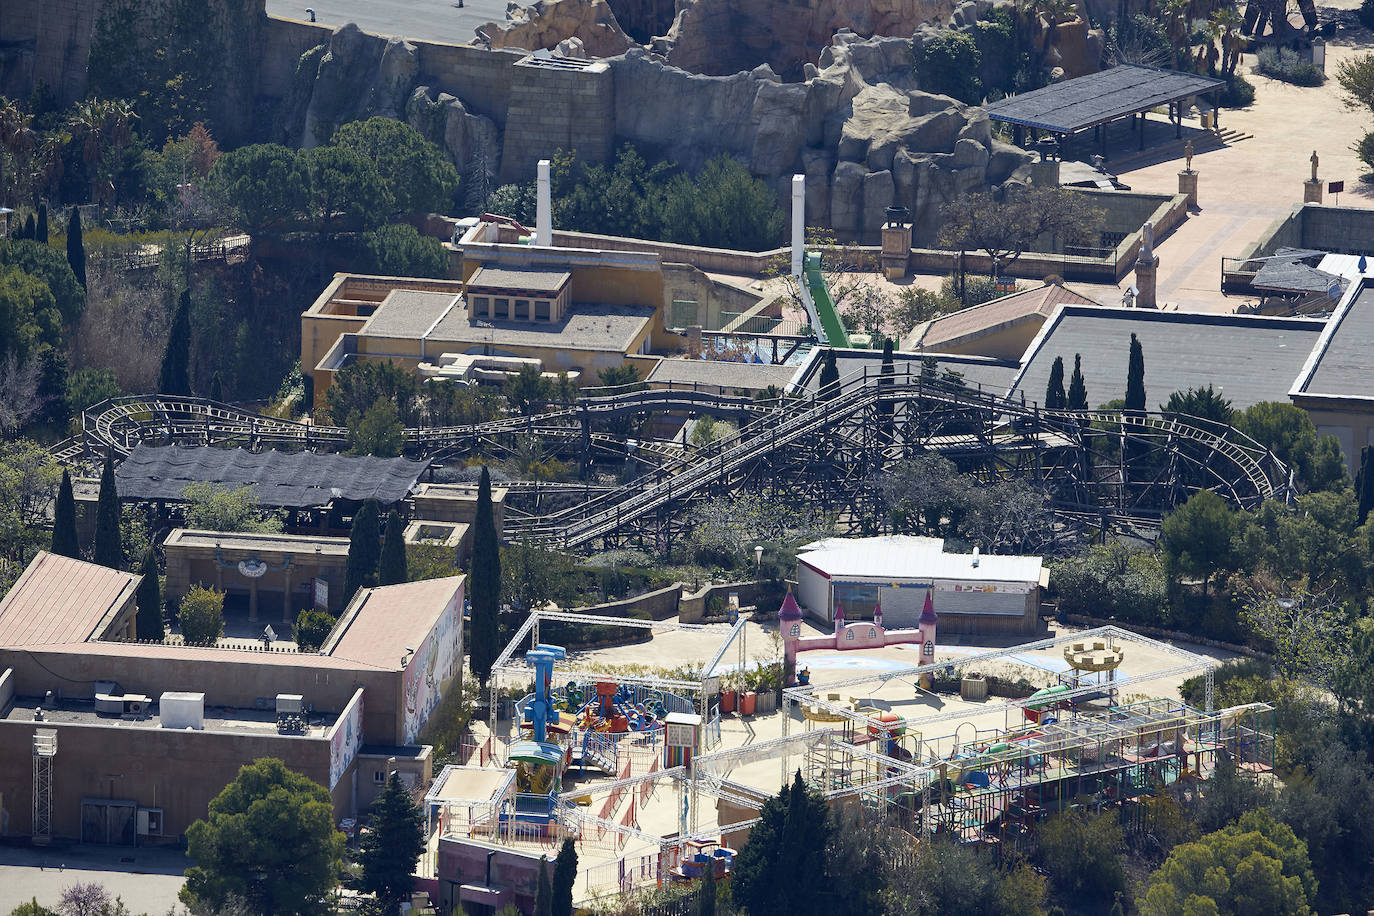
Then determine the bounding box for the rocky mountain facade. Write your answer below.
[277,2,1041,244]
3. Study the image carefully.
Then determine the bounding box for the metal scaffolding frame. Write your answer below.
[32,729,56,845]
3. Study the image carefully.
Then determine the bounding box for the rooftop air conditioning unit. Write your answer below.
[276,694,304,716]
[160,691,205,730]
[94,694,124,715]
[122,695,150,718]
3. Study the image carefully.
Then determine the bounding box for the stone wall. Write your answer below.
[500,58,615,181]
[0,0,99,103]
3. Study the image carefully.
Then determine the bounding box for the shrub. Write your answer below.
[1354,130,1374,174]
[1362,0,1374,30]
[1256,46,1325,86]
[294,608,336,652]
[1219,72,1256,107]
[178,585,224,645]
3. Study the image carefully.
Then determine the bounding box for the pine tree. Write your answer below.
[66,207,86,288]
[135,546,164,641]
[357,771,426,913]
[534,857,552,916]
[552,838,577,916]
[378,509,408,586]
[1068,353,1088,411]
[877,339,895,438]
[817,350,840,401]
[1125,332,1146,412]
[469,466,501,685]
[209,371,224,403]
[36,203,48,244]
[1045,356,1067,410]
[93,449,122,569]
[344,499,381,602]
[160,289,193,396]
[22,213,35,240]
[51,470,80,559]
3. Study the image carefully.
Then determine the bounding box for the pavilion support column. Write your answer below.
[1139,111,1146,150]
[249,577,259,623]
[1175,103,1182,139]
[283,565,294,624]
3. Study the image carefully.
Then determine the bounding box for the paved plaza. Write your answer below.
[265,0,510,46]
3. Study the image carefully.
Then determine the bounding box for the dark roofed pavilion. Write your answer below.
[983,65,1226,157]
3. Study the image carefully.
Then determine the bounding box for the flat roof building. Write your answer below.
[0,550,464,845]
[1291,277,1374,469]
[1009,306,1326,410]
[795,535,1047,635]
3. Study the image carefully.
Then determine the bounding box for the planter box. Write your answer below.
[739,691,757,716]
[754,691,778,715]
[961,677,989,701]
[720,690,737,713]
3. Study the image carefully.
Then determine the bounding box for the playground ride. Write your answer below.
[1024,636,1127,724]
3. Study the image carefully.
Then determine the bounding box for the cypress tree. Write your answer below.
[344,499,381,602]
[1125,332,1146,412]
[93,449,122,569]
[160,289,193,396]
[378,508,408,586]
[209,371,224,403]
[552,838,578,916]
[66,207,86,288]
[135,546,164,641]
[534,857,552,916]
[1067,353,1088,411]
[1045,356,1066,410]
[877,338,894,439]
[1358,445,1374,525]
[697,855,717,916]
[817,349,839,400]
[51,469,80,558]
[22,213,35,240]
[469,466,501,685]
[36,203,48,244]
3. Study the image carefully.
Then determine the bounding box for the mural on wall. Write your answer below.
[403,588,463,744]
[330,689,365,789]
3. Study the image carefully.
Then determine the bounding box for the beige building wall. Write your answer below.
[162,530,352,618]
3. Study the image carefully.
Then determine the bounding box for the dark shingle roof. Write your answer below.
[116,445,427,508]
[1252,248,1346,296]
[982,65,1226,134]
[1009,306,1325,410]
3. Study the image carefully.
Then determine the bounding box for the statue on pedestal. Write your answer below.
[1311,150,1320,183]
[1184,140,1194,172]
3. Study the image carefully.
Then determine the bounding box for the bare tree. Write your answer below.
[0,352,44,438]
[940,186,1106,279]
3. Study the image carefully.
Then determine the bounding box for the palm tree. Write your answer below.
[66,98,138,206]
[1042,0,1080,45]
[1212,7,1245,75]
[0,97,35,208]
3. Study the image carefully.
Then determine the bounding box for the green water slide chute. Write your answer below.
[803,251,851,349]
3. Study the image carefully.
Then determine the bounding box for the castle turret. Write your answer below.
[918,589,938,663]
[833,602,845,634]
[779,589,804,685]
[873,600,883,630]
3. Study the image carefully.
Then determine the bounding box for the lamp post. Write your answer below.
[754,545,764,575]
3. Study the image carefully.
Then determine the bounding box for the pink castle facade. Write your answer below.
[779,589,938,686]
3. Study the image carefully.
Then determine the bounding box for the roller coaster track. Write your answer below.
[53,369,1287,550]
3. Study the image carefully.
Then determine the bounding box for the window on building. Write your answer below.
[535,300,551,321]
[833,584,880,619]
[494,297,510,318]
[790,623,800,637]
[869,628,877,638]
[846,629,855,640]
[514,298,529,320]
[472,296,489,317]
[374,770,386,784]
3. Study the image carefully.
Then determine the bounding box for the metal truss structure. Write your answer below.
[55,365,1289,550]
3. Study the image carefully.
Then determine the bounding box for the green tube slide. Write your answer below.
[803,251,851,349]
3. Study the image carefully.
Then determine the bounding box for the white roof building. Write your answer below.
[794,535,1047,635]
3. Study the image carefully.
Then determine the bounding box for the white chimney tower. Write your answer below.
[535,159,552,247]
[791,174,805,277]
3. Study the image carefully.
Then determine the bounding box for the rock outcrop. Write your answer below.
[476,0,636,58]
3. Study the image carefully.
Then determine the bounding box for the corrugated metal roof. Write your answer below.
[1010,306,1325,410]
[983,65,1225,134]
[0,552,140,647]
[797,535,1043,582]
[323,576,464,670]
